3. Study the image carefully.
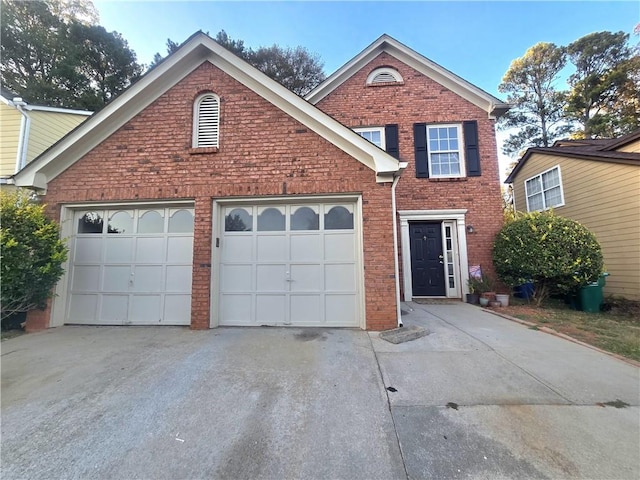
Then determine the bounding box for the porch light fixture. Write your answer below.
[466,225,475,234]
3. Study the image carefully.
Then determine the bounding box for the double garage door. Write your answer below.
[218,201,361,327]
[67,207,194,325]
[65,200,361,327]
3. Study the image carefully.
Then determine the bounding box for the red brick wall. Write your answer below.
[317,53,505,292]
[28,62,398,331]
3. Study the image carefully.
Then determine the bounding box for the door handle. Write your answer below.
[438,255,444,259]
[285,271,293,282]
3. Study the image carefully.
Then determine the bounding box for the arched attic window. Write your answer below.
[366,67,403,86]
[193,93,220,148]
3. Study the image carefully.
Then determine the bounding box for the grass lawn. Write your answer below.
[496,297,640,362]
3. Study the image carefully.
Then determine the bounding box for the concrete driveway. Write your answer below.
[1,303,638,479]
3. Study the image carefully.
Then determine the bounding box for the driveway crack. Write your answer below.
[367,333,410,480]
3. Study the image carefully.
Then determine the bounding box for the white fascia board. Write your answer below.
[25,105,93,116]
[306,35,509,118]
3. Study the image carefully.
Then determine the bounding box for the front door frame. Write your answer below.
[399,209,469,301]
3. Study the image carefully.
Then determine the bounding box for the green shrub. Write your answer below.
[0,190,68,320]
[492,211,603,305]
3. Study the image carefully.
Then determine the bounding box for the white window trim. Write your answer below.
[426,124,466,178]
[366,67,403,85]
[192,93,220,148]
[354,126,386,149]
[524,165,565,212]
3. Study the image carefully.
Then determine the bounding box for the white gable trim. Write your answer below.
[305,34,510,119]
[14,33,399,191]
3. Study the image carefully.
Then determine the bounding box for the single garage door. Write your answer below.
[218,202,361,327]
[67,206,194,325]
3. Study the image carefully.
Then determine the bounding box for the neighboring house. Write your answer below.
[0,87,92,185]
[14,33,508,332]
[506,129,640,300]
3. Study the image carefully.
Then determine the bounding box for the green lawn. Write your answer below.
[499,297,640,362]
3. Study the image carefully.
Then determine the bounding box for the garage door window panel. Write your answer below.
[169,209,194,233]
[138,210,164,234]
[78,211,104,233]
[258,207,285,231]
[108,211,133,234]
[225,207,253,232]
[324,205,354,230]
[291,206,319,230]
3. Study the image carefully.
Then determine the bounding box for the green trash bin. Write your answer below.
[578,273,609,313]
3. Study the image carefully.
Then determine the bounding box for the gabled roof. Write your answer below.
[305,34,510,118]
[505,130,640,184]
[14,31,400,191]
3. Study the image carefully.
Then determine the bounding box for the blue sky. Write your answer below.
[93,1,639,176]
[94,1,639,98]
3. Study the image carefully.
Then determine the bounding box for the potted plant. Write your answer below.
[466,278,481,304]
[469,274,493,306]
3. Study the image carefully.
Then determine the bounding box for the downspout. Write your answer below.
[392,162,408,327]
[13,98,31,172]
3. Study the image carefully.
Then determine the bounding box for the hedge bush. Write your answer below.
[492,211,603,305]
[0,190,68,321]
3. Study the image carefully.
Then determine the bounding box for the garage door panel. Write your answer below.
[135,237,165,263]
[100,295,128,324]
[220,294,252,324]
[257,235,287,262]
[219,201,361,327]
[72,266,101,292]
[130,295,162,324]
[325,264,356,292]
[290,264,322,292]
[74,237,103,263]
[69,295,98,323]
[256,295,286,324]
[103,266,131,292]
[220,265,252,292]
[256,264,287,291]
[132,266,163,292]
[163,295,191,325]
[290,235,321,262]
[167,237,193,263]
[68,207,194,326]
[325,234,355,262]
[105,237,134,263]
[221,236,253,262]
[166,266,192,293]
[325,295,357,326]
[290,295,321,324]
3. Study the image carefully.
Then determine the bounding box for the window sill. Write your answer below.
[366,81,405,87]
[189,147,219,155]
[427,177,468,182]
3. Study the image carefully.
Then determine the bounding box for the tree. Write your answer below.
[492,211,603,306]
[151,30,326,96]
[0,191,68,320]
[566,31,640,138]
[498,42,571,156]
[1,0,142,110]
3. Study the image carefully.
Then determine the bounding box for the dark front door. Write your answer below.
[410,222,446,296]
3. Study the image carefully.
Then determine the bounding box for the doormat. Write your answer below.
[379,325,429,344]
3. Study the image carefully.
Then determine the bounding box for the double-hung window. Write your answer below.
[426,125,465,178]
[354,127,385,149]
[524,165,564,211]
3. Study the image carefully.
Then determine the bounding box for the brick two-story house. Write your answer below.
[14,33,508,332]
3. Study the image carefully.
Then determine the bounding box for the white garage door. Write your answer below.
[218,202,361,327]
[67,207,194,325]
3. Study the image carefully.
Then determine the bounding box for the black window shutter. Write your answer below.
[414,123,429,178]
[385,124,399,159]
[464,120,481,177]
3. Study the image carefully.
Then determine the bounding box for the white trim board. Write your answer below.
[398,209,469,301]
